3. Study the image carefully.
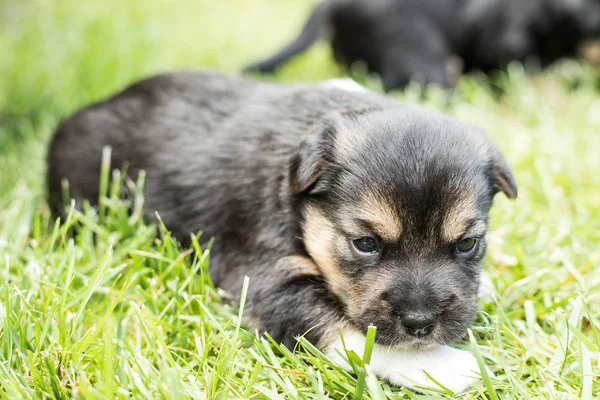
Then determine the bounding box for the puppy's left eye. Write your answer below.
[455,238,478,255]
[352,236,379,254]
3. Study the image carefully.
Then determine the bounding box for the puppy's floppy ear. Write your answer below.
[289,122,336,194]
[489,143,518,199]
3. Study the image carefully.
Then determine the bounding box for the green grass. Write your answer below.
[1,0,600,398]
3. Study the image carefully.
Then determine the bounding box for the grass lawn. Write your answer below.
[1,0,600,398]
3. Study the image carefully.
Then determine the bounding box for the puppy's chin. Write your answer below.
[390,340,440,352]
[372,330,451,350]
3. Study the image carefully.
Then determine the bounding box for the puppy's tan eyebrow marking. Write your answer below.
[459,219,487,239]
[359,192,402,242]
[442,194,484,242]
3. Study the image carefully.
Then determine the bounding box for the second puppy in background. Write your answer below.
[244,0,600,91]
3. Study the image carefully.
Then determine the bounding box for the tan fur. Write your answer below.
[274,255,321,277]
[579,40,600,66]
[346,271,394,320]
[441,193,480,242]
[303,206,350,301]
[243,315,261,332]
[360,192,403,242]
[303,204,397,329]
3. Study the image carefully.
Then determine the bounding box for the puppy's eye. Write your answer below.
[455,238,477,255]
[352,236,379,254]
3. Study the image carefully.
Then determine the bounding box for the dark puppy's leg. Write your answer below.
[245,256,347,349]
[243,1,333,74]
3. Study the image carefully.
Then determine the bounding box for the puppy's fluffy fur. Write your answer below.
[47,71,516,392]
[244,0,600,90]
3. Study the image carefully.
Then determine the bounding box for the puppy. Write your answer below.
[47,70,517,392]
[243,0,600,91]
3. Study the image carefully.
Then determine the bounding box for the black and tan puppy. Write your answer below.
[244,0,600,91]
[47,71,517,392]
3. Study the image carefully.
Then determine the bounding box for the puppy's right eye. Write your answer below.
[455,238,478,255]
[352,236,379,254]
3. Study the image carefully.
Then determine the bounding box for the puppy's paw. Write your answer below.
[374,345,481,393]
[326,330,483,394]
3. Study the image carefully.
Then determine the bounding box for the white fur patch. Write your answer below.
[326,330,482,393]
[321,78,369,93]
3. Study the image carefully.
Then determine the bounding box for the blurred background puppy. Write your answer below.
[244,0,600,91]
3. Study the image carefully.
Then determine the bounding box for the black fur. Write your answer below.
[244,0,600,91]
[47,70,516,349]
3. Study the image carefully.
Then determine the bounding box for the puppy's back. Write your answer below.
[47,70,258,212]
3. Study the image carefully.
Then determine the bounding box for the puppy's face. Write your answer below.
[290,109,517,348]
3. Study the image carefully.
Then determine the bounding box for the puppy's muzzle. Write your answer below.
[382,282,458,340]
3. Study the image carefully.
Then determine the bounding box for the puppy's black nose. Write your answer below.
[401,313,436,337]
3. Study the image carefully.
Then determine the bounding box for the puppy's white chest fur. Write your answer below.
[326,330,481,393]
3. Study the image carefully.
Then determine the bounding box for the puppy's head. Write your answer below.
[290,107,517,348]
